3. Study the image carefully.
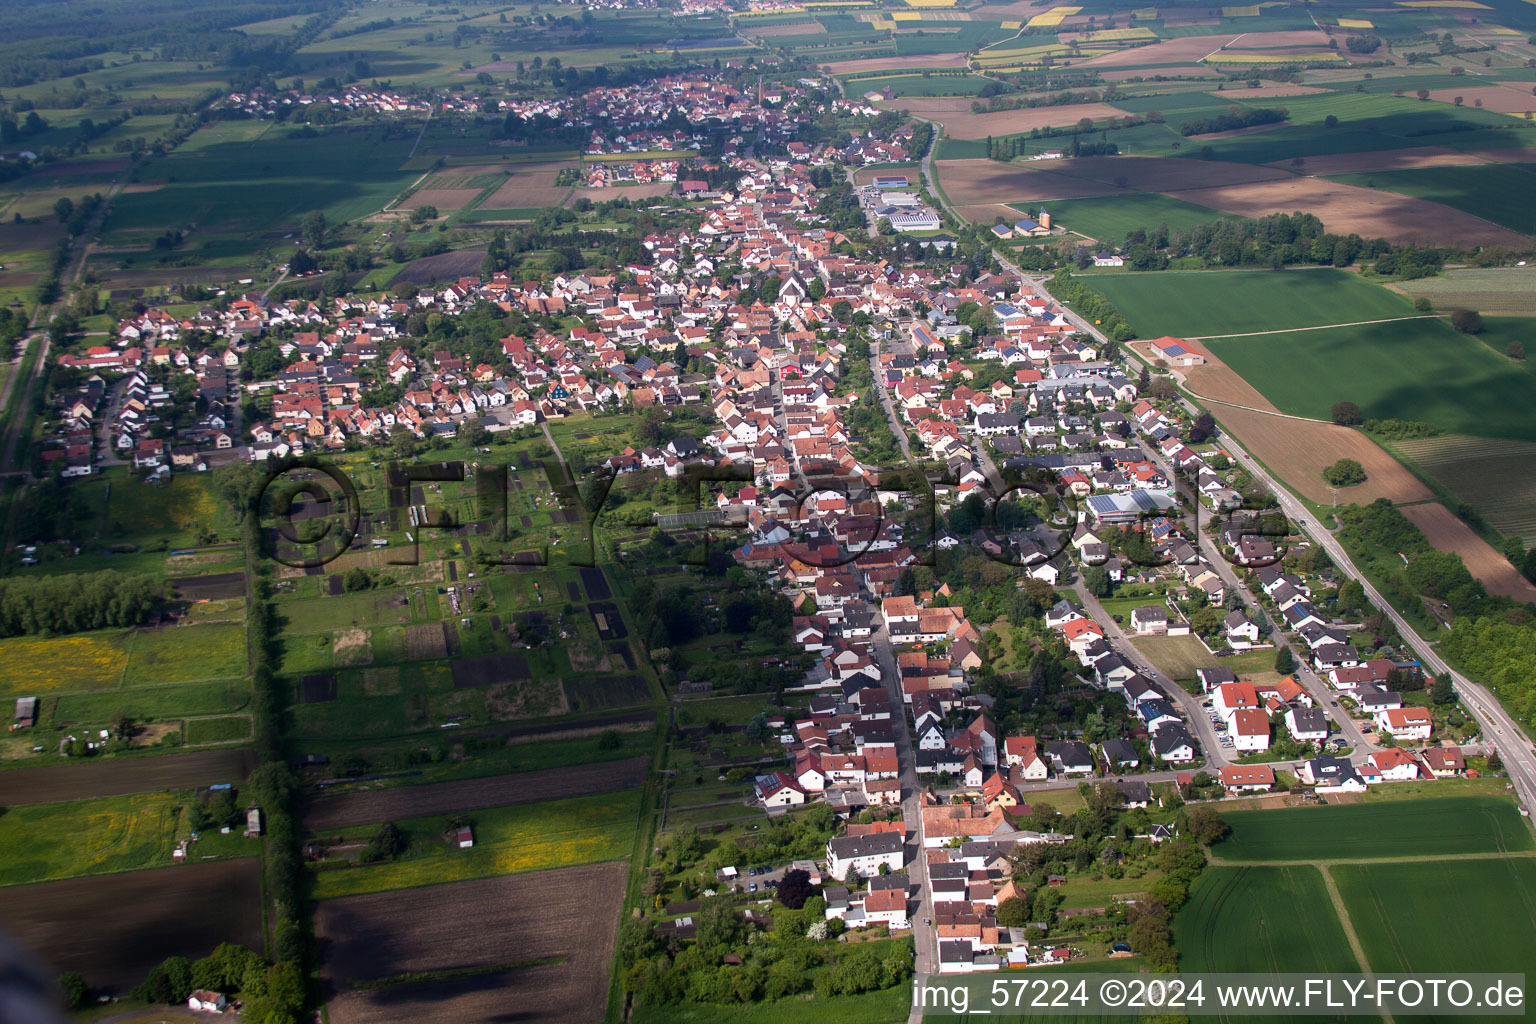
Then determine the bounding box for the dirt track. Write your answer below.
[320,863,626,1024]
[304,756,648,831]
[0,747,254,806]
[6,860,262,991]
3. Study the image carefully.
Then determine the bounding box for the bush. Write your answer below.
[1450,308,1483,334]
[1323,458,1367,486]
[1330,401,1363,425]
[58,972,88,1010]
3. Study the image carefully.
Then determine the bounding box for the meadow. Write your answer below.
[1088,267,1418,337]
[1014,193,1234,244]
[1206,317,1536,441]
[1325,163,1536,235]
[309,788,641,900]
[0,791,181,886]
[1211,796,1534,862]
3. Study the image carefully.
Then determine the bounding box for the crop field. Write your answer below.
[310,788,641,899]
[121,623,247,685]
[304,756,648,831]
[1212,796,1534,862]
[3,859,262,992]
[0,632,129,696]
[1175,866,1362,973]
[319,862,626,1024]
[1325,163,1536,235]
[1206,317,1536,441]
[1091,268,1417,338]
[0,748,252,806]
[0,791,183,885]
[922,101,1126,140]
[1389,266,1536,314]
[476,161,579,210]
[1013,193,1232,242]
[1392,434,1536,543]
[1332,858,1536,975]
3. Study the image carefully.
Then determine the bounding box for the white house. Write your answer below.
[1285,707,1329,744]
[756,772,807,807]
[826,832,904,878]
[1376,707,1432,743]
[188,991,228,1013]
[1230,708,1270,752]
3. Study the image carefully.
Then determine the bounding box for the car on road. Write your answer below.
[749,882,757,892]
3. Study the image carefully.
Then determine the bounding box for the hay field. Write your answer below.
[1399,502,1536,601]
[1393,434,1536,544]
[1166,175,1527,245]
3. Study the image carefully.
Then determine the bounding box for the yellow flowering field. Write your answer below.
[0,792,180,885]
[0,633,129,696]
[1026,6,1082,28]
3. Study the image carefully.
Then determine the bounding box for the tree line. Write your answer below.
[0,570,158,637]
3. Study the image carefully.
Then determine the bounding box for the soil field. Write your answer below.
[937,159,1115,205]
[480,162,578,209]
[1099,65,1215,79]
[1065,154,1291,191]
[398,188,482,211]
[924,101,1128,139]
[319,863,626,1024]
[1426,84,1536,113]
[0,747,254,806]
[1399,502,1536,601]
[1212,405,1434,505]
[5,860,262,991]
[818,53,970,73]
[1392,433,1536,542]
[393,249,487,286]
[1166,175,1527,245]
[304,756,648,831]
[1074,34,1242,67]
[1279,145,1487,174]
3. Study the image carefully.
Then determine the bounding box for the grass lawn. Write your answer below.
[1056,870,1164,909]
[1088,268,1418,338]
[1332,857,1536,977]
[0,792,181,885]
[309,789,641,899]
[184,715,253,745]
[122,623,246,686]
[1174,866,1369,1004]
[1134,633,1218,682]
[1014,193,1235,245]
[1206,316,1536,441]
[1325,163,1536,235]
[1212,796,1534,862]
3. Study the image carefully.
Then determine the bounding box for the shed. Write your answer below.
[457,826,475,849]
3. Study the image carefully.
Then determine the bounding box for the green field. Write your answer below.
[185,715,253,745]
[1389,267,1536,315]
[0,792,180,885]
[1390,433,1536,544]
[121,623,247,686]
[309,789,641,899]
[1014,193,1234,245]
[1090,268,1418,338]
[1175,865,1363,973]
[1206,317,1536,441]
[1332,857,1536,975]
[1213,797,1534,862]
[1325,163,1536,236]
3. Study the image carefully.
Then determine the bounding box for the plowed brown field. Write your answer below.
[0,747,253,806]
[1400,503,1536,602]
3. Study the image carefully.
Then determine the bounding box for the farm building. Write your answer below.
[991,223,1013,239]
[457,826,475,849]
[13,696,36,729]
[244,806,263,838]
[188,990,227,1012]
[1150,336,1205,366]
[872,175,910,189]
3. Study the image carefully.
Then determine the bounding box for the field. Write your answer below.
[1175,865,1363,973]
[921,101,1127,140]
[1389,266,1536,314]
[0,792,191,885]
[938,154,1289,210]
[477,161,579,210]
[1015,193,1232,243]
[1166,174,1527,245]
[0,632,129,695]
[1325,163,1536,235]
[1092,268,1418,338]
[318,863,626,1024]
[1205,317,1536,441]
[1398,502,1536,601]
[304,756,648,831]
[1132,633,1219,682]
[2,859,262,992]
[1212,796,1534,862]
[310,789,641,899]
[1332,857,1536,975]
[184,714,253,745]
[121,623,247,685]
[1392,434,1536,542]
[0,748,252,806]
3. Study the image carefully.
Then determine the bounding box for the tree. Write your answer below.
[1323,114,1340,127]
[300,211,328,250]
[1450,309,1484,334]
[58,972,88,1010]
[1507,341,1525,361]
[458,419,489,447]
[876,217,895,236]
[1413,297,1433,312]
[1137,365,1151,394]
[1323,458,1367,487]
[696,896,749,949]
[1430,673,1456,705]
[389,425,417,460]
[362,821,407,862]
[996,895,1030,928]
[1187,411,1216,443]
[1183,805,1229,845]
[1274,645,1295,674]
[1488,749,1505,772]
[343,567,372,592]
[1330,401,1363,425]
[778,868,815,909]
[1083,565,1111,597]
[53,197,74,223]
